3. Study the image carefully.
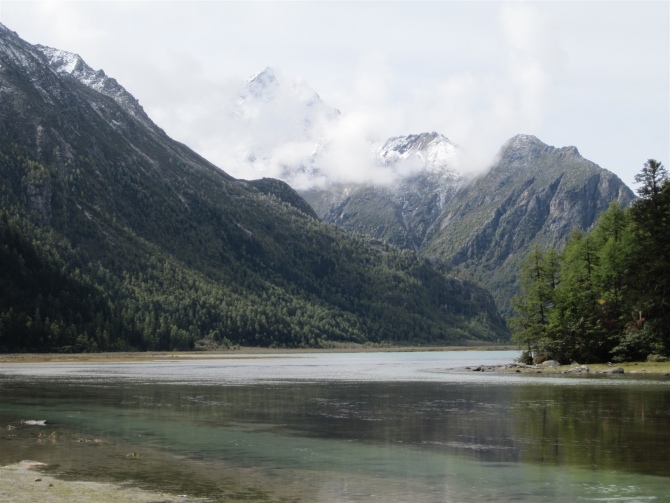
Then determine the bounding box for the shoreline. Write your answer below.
[0,344,513,364]
[477,360,670,376]
[2,347,669,374]
[0,461,206,503]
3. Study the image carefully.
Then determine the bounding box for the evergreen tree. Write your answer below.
[634,159,667,199]
[548,232,611,363]
[510,245,559,362]
[592,204,634,336]
[627,159,670,354]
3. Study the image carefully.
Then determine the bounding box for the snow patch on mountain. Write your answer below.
[375,132,461,177]
[36,45,159,132]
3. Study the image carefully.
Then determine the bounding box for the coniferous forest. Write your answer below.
[0,150,506,353]
[511,160,669,363]
[0,186,505,354]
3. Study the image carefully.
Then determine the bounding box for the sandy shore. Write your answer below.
[0,461,206,503]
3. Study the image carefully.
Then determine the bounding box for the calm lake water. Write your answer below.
[1,351,669,502]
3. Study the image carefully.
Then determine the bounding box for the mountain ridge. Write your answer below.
[301,130,635,315]
[35,44,161,134]
[0,23,508,351]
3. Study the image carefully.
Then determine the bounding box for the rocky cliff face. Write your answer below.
[423,135,635,315]
[426,135,635,258]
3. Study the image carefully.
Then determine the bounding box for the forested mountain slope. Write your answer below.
[0,23,508,351]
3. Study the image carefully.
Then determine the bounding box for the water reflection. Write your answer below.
[1,351,668,501]
[511,384,670,476]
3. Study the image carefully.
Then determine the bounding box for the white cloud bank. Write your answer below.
[3,1,667,188]
[144,4,565,188]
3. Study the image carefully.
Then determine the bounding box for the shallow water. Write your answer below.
[1,351,669,502]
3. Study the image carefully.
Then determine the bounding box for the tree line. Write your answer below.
[511,160,669,363]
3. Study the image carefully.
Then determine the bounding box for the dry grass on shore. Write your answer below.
[0,344,513,364]
[575,361,670,375]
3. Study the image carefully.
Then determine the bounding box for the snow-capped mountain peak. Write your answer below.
[375,132,461,177]
[225,67,341,181]
[235,67,338,117]
[240,67,280,103]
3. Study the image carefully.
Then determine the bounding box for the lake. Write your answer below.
[1,350,669,502]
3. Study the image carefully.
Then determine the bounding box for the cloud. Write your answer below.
[500,3,564,127]
[14,2,563,187]
[396,3,565,175]
[157,61,419,188]
[3,1,666,190]
[183,4,565,187]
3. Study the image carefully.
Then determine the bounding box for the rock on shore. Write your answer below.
[467,361,628,375]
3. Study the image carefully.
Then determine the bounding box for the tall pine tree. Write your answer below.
[628,159,670,353]
[510,244,559,362]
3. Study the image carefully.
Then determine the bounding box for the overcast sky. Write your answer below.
[2,1,668,189]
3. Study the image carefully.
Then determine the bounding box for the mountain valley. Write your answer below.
[0,23,507,352]
[215,66,637,316]
[0,24,640,353]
